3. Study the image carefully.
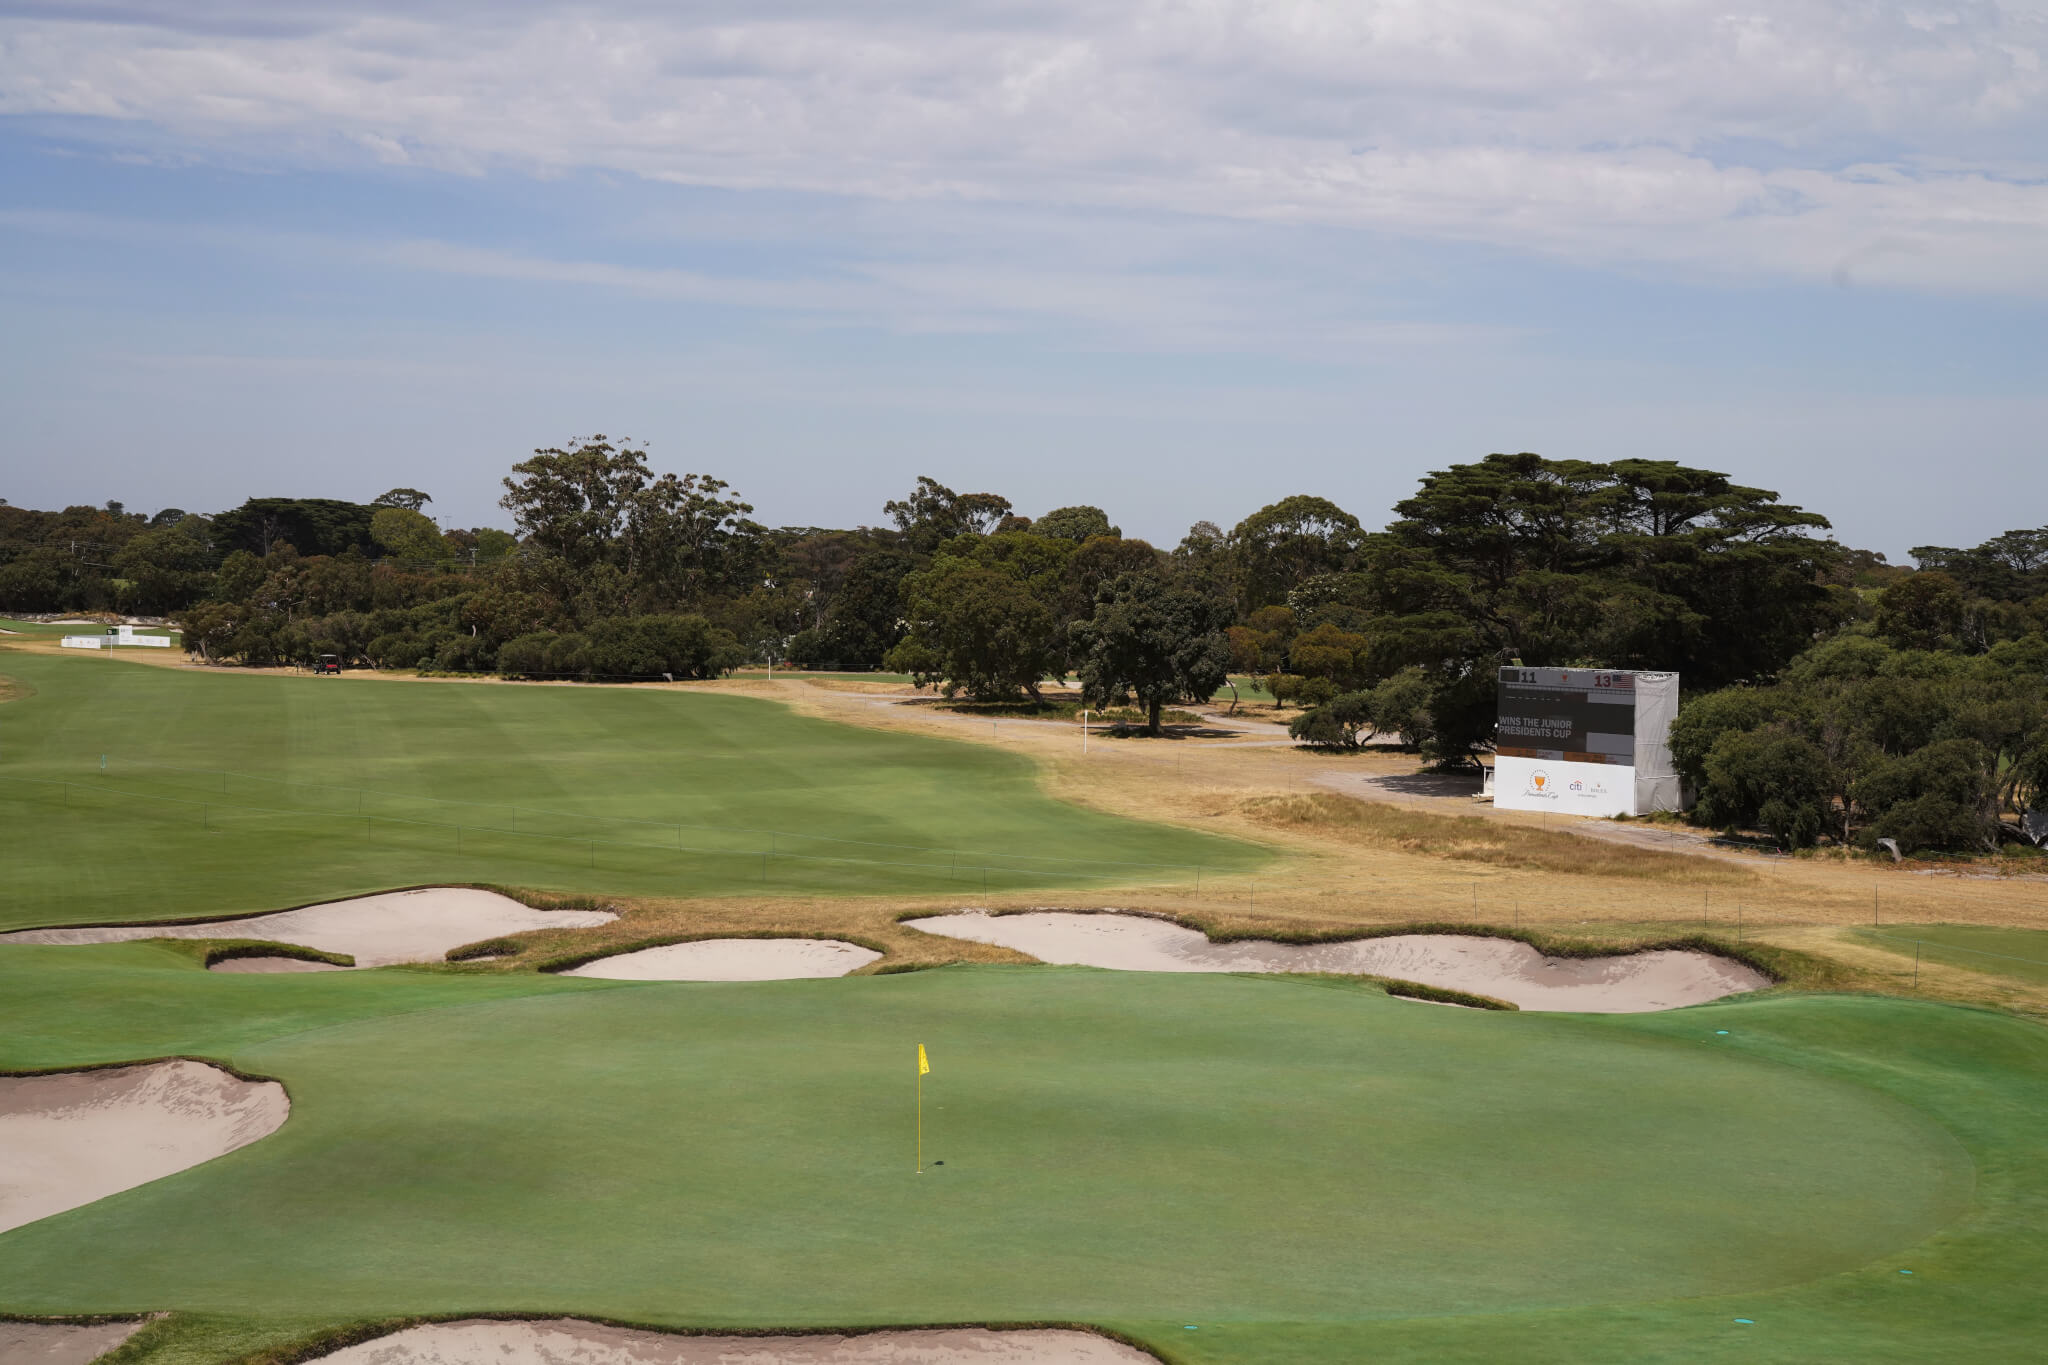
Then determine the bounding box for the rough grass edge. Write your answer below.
[0,1055,288,1097]
[0,1310,153,1326]
[179,941,355,970]
[1380,979,1518,1010]
[115,1311,1172,1365]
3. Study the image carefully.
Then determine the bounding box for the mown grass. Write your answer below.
[0,951,1973,1330]
[2,948,2039,1363]
[0,649,1266,930]
[1851,924,2048,987]
[1240,791,1753,885]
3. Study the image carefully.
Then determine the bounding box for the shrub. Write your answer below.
[1289,690,1377,749]
[1696,728,1833,849]
[497,632,554,677]
[1262,672,1305,709]
[1297,675,1339,708]
[1854,738,1997,853]
[542,632,592,676]
[785,628,837,670]
[432,633,492,673]
[1669,686,1782,790]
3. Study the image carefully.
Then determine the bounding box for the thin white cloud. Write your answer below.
[2,2,2046,291]
[0,201,1524,350]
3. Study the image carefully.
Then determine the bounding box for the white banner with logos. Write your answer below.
[1494,755,1636,819]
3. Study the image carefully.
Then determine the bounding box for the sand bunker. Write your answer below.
[0,1059,287,1235]
[0,889,616,968]
[564,939,881,981]
[208,956,351,974]
[0,1319,148,1365]
[904,911,1768,1013]
[317,1320,1154,1364]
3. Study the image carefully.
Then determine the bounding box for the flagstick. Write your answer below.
[916,1063,923,1174]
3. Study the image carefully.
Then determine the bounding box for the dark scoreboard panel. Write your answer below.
[1497,667,1638,766]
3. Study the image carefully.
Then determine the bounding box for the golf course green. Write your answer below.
[0,651,1262,929]
[0,946,2043,1362]
[5,647,2048,1363]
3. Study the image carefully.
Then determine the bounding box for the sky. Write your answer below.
[3,2,2046,559]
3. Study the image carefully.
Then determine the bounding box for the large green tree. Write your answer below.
[887,559,1062,699]
[369,507,448,563]
[109,517,218,614]
[1072,572,1233,735]
[884,476,1013,555]
[213,498,376,559]
[499,436,651,573]
[1033,505,1119,542]
[1230,495,1363,611]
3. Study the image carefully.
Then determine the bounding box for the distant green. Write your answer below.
[2,947,2033,1365]
[0,650,1263,928]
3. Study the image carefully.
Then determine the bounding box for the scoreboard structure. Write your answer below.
[1493,667,1684,818]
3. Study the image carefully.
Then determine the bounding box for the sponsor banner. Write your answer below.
[1493,755,1637,819]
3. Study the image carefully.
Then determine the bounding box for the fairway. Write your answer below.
[1854,924,2048,988]
[0,653,1263,929]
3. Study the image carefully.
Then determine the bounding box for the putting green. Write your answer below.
[0,949,1970,1327]
[0,651,1262,929]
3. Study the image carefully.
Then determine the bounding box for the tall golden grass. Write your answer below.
[1237,792,1754,885]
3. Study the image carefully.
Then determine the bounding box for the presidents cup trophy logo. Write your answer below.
[1525,768,1553,797]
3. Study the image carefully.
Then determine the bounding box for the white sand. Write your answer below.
[904,911,1769,1013]
[317,1320,1155,1364]
[0,1320,148,1365]
[0,888,616,967]
[564,939,881,981]
[208,956,351,974]
[0,1059,288,1234]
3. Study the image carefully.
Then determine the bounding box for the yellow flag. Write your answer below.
[917,1044,930,1076]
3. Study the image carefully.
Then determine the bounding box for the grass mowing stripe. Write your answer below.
[75,755,1227,869]
[1,777,1154,881]
[0,652,1265,929]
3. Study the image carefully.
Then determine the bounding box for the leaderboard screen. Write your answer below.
[1496,667,1637,767]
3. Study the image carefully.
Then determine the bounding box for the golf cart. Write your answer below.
[314,653,342,675]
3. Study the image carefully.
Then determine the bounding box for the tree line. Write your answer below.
[6,440,2045,853]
